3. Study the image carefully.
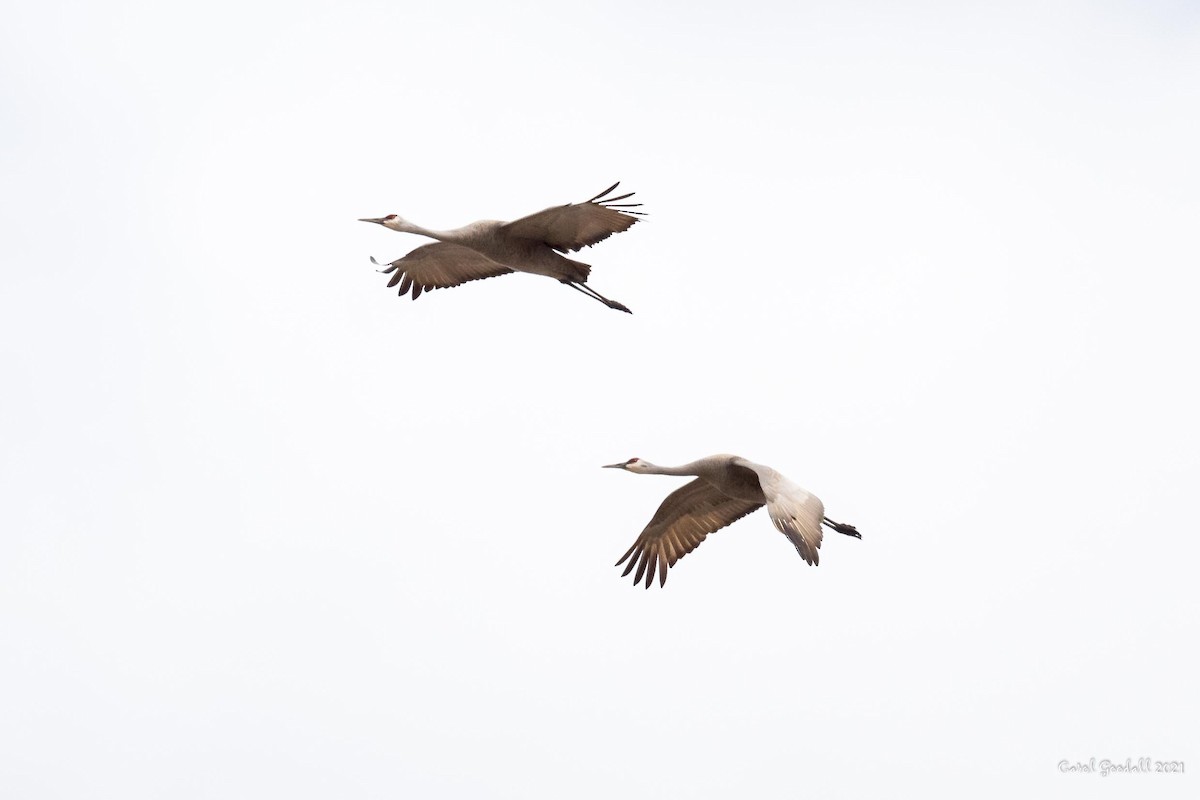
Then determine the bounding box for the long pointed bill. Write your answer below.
[602,462,627,469]
[358,218,387,225]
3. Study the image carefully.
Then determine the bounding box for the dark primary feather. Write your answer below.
[372,243,514,301]
[615,479,763,588]
[501,182,646,254]
[587,181,623,202]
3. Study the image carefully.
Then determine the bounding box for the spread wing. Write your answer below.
[733,458,825,566]
[615,479,763,589]
[371,243,514,301]
[501,182,645,253]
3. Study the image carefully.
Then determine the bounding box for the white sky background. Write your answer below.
[2,0,1198,796]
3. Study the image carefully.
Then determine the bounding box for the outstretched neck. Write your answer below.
[641,460,705,477]
[391,220,454,241]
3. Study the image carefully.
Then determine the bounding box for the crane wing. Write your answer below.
[501,182,645,253]
[733,458,825,566]
[372,243,514,300]
[615,479,763,589]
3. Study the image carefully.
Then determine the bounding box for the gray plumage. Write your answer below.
[360,182,643,312]
[603,455,862,588]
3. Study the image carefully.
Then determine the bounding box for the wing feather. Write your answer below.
[371,244,514,301]
[501,183,646,254]
[733,459,825,566]
[615,479,762,588]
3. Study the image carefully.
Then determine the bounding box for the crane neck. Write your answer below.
[642,460,706,477]
[395,220,455,241]
[389,219,502,248]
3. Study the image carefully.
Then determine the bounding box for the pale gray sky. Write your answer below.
[2,1,1198,797]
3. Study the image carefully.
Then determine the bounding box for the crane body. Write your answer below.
[603,455,862,588]
[360,183,642,312]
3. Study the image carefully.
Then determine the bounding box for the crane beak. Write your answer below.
[602,462,627,470]
[358,217,387,226]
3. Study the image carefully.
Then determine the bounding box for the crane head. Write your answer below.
[603,457,646,473]
[358,214,407,231]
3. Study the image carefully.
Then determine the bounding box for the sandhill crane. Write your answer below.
[359,182,643,313]
[603,455,861,588]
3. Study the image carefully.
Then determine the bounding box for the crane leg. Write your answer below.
[561,280,633,314]
[822,517,862,538]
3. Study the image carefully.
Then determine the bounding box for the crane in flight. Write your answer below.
[603,455,862,588]
[359,182,643,313]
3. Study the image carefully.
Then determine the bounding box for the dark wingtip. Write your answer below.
[587,181,621,203]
